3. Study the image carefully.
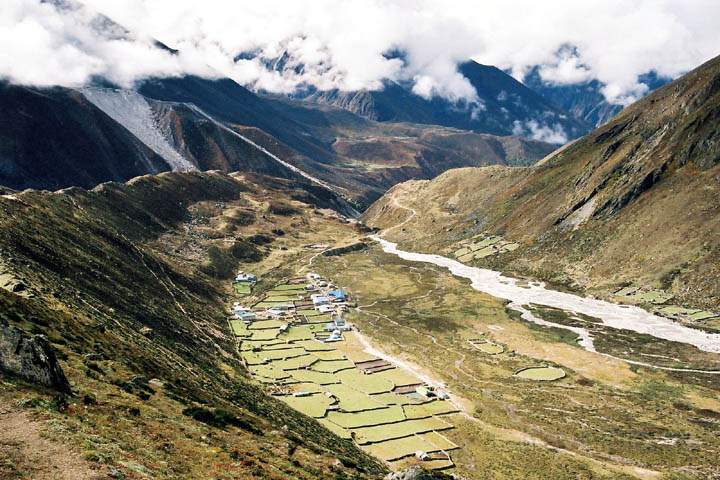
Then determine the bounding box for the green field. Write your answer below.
[248,319,286,330]
[229,320,250,337]
[311,359,356,373]
[265,295,302,302]
[326,405,406,429]
[352,416,452,444]
[279,325,314,341]
[273,354,318,370]
[403,401,459,419]
[336,369,394,394]
[278,394,335,418]
[289,369,340,385]
[324,384,385,412]
[372,368,421,387]
[233,282,253,294]
[271,284,307,292]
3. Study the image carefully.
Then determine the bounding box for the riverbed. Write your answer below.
[372,236,720,356]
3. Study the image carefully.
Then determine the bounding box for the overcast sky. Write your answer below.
[2,0,720,105]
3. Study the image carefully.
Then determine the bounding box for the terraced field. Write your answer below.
[450,234,520,262]
[230,279,461,471]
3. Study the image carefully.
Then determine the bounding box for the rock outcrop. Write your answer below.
[0,319,71,393]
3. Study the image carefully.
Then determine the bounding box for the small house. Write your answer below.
[317,304,335,314]
[235,271,257,283]
[236,311,256,322]
[267,305,292,317]
[324,329,343,343]
[311,294,330,306]
[327,289,346,302]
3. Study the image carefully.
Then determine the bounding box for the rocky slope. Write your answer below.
[364,53,720,313]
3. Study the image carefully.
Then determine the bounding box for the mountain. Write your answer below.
[0,83,173,191]
[523,68,672,127]
[293,60,591,141]
[364,53,720,314]
[0,76,554,208]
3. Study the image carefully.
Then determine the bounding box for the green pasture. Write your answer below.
[311,359,355,373]
[336,369,394,394]
[248,319,286,330]
[373,368,421,387]
[403,401,459,419]
[278,394,334,418]
[229,320,250,337]
[324,384,384,412]
[289,369,339,385]
[352,416,452,444]
[326,405,406,429]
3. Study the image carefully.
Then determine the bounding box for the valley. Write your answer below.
[1,3,719,478]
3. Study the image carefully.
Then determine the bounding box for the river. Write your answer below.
[371,235,720,356]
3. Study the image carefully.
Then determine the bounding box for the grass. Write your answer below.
[249,329,280,341]
[324,384,385,412]
[279,325,314,341]
[272,354,318,370]
[229,320,250,337]
[248,365,290,380]
[271,284,307,292]
[352,417,453,444]
[233,283,253,294]
[248,319,286,330]
[514,366,566,381]
[294,340,335,351]
[265,295,302,302]
[363,434,442,461]
[326,405,406,429]
[476,342,504,354]
[311,360,356,373]
[336,369,395,394]
[278,394,334,418]
[372,368,422,387]
[288,369,340,385]
[254,347,308,361]
[403,401,459,419]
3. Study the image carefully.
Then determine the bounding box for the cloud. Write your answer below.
[0,0,215,88]
[513,120,568,144]
[2,0,720,106]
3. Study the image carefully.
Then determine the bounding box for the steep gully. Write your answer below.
[371,195,720,373]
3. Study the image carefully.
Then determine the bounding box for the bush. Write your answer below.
[268,201,300,216]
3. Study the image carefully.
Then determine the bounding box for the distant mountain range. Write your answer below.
[523,68,671,127]
[287,60,591,142]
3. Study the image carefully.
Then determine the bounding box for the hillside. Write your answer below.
[364,53,720,316]
[0,171,393,479]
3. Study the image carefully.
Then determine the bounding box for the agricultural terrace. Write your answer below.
[228,274,461,471]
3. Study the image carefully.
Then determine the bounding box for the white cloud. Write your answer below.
[2,0,720,106]
[513,120,568,144]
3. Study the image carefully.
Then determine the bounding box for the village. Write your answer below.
[227,269,461,471]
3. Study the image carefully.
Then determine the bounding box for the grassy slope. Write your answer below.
[363,54,720,310]
[0,171,386,479]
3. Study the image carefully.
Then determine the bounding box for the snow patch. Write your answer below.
[80,88,197,172]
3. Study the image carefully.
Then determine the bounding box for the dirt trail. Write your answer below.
[0,408,108,480]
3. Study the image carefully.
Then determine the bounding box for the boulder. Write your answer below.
[0,319,71,393]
